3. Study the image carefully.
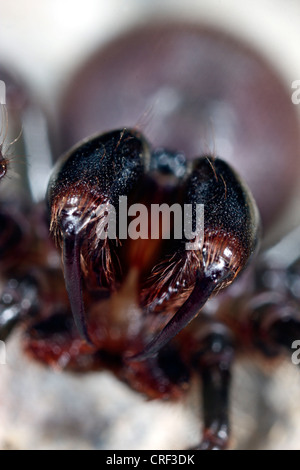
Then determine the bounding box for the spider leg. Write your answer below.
[0,276,39,341]
[0,203,67,343]
[0,205,34,340]
[190,326,234,450]
[250,293,300,358]
[251,226,300,357]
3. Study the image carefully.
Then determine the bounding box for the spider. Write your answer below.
[1,22,300,450]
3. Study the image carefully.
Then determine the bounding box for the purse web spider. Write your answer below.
[1,22,300,450]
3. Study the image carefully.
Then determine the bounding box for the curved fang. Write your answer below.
[63,234,93,345]
[130,272,215,361]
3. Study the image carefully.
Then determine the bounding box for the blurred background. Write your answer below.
[1,0,300,118]
[1,0,300,450]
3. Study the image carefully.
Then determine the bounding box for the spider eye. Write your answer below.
[47,128,150,343]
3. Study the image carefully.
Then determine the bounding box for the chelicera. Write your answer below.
[1,23,300,450]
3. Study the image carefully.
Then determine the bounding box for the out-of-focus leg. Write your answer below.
[191,328,234,450]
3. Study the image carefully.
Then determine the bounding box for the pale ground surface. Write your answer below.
[0,0,300,450]
[1,333,300,450]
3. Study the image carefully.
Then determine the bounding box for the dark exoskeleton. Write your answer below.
[1,23,300,450]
